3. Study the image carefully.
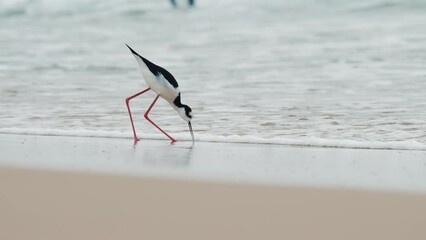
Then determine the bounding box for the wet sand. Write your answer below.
[1,133,426,193]
[1,166,426,240]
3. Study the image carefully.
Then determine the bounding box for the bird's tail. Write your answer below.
[125,44,141,58]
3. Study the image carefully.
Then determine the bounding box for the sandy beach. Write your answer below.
[1,133,426,239]
[1,166,426,240]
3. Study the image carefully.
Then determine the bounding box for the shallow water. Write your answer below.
[0,0,426,149]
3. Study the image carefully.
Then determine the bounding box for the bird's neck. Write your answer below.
[173,93,184,108]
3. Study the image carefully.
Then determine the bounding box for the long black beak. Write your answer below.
[188,121,195,146]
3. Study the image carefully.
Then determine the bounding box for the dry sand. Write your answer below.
[1,166,426,240]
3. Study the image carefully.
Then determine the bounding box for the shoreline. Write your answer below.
[1,133,426,194]
[1,128,425,151]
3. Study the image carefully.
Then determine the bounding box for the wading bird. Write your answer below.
[125,44,194,145]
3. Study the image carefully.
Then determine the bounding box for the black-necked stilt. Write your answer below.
[125,44,194,146]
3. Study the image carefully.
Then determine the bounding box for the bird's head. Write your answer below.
[173,93,193,123]
[176,104,193,123]
[173,93,195,145]
[176,104,195,145]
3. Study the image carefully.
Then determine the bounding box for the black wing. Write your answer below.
[126,44,179,88]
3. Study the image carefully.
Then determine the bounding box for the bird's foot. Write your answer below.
[170,138,177,144]
[133,137,140,146]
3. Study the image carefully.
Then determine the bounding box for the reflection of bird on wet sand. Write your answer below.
[139,142,193,168]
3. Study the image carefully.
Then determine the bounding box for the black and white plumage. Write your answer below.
[125,44,194,145]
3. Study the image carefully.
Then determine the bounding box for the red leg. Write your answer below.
[126,88,150,145]
[144,95,177,143]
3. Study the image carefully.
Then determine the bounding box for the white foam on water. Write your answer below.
[1,128,425,151]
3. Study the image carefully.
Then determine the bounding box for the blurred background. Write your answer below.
[0,0,425,149]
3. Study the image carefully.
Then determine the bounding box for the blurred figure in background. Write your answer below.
[170,0,195,7]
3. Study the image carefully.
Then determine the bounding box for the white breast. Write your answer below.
[145,71,179,103]
[133,55,179,103]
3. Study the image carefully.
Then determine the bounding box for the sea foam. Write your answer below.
[1,128,425,151]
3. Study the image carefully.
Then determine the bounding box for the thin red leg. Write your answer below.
[144,94,177,143]
[126,87,150,145]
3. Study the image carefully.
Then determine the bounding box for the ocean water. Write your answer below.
[0,0,425,150]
